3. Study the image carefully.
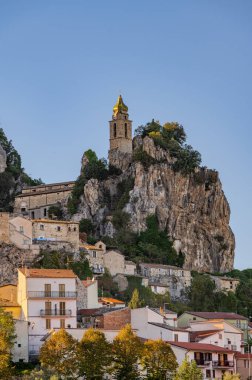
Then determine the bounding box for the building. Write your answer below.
[17,268,77,359]
[14,181,75,219]
[0,213,79,253]
[188,320,243,352]
[108,95,132,170]
[99,297,126,309]
[0,142,7,173]
[78,307,130,330]
[235,353,252,380]
[76,277,100,310]
[139,263,191,299]
[131,307,189,342]
[80,242,105,274]
[169,341,237,380]
[210,275,240,293]
[178,311,249,344]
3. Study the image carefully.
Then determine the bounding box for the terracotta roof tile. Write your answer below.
[168,341,236,353]
[19,268,77,278]
[99,297,125,304]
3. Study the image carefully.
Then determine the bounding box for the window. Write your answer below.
[45,284,51,297]
[44,208,47,217]
[21,208,26,213]
[174,334,178,342]
[206,370,211,378]
[219,333,222,339]
[18,343,21,347]
[19,226,24,233]
[114,123,116,137]
[60,302,66,316]
[46,319,51,329]
[60,319,65,329]
[73,227,76,231]
[19,359,24,363]
[68,227,71,231]
[93,251,97,258]
[31,211,35,219]
[59,284,65,297]
[57,226,61,232]
[125,123,127,137]
[40,224,44,231]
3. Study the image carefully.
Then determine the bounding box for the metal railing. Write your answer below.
[40,309,72,317]
[28,291,77,298]
[212,361,234,367]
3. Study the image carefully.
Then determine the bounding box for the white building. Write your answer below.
[131,307,189,342]
[17,268,77,359]
[169,341,237,380]
[76,278,100,310]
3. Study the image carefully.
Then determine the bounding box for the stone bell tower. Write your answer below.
[108,95,132,170]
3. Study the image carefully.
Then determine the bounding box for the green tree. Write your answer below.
[173,358,203,380]
[128,289,142,309]
[39,329,80,379]
[48,205,63,220]
[141,339,177,380]
[188,274,216,311]
[79,218,94,234]
[0,308,16,378]
[111,324,143,380]
[222,372,240,380]
[79,328,112,380]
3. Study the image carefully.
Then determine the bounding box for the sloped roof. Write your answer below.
[189,330,221,342]
[148,322,187,332]
[168,341,236,353]
[19,268,76,278]
[184,311,248,320]
[99,297,125,304]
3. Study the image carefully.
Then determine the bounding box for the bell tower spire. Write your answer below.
[108,95,132,169]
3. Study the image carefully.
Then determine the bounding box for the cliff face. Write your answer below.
[74,136,235,273]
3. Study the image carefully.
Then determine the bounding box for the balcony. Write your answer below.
[212,361,234,367]
[40,309,72,317]
[28,291,77,298]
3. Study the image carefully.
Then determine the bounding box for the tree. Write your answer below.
[128,289,142,309]
[173,358,203,380]
[111,324,143,380]
[79,218,94,234]
[39,329,80,379]
[141,339,177,380]
[48,205,63,220]
[223,372,240,380]
[0,307,16,378]
[188,274,216,311]
[79,328,112,380]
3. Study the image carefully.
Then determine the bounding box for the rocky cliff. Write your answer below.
[72,135,235,273]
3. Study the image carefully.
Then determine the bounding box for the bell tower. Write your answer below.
[109,95,132,157]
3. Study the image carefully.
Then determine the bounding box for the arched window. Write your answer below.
[125,123,127,138]
[114,123,116,138]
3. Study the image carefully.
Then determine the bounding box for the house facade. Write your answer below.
[210,275,240,293]
[17,268,77,359]
[139,263,191,299]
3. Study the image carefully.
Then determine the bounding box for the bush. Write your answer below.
[48,205,63,220]
[133,148,157,170]
[79,219,94,234]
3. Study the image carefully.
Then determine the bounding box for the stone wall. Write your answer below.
[0,213,10,243]
[99,308,131,330]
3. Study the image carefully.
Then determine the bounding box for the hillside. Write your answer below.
[67,121,235,273]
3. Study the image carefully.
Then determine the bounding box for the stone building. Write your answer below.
[0,143,7,173]
[14,181,75,219]
[139,263,191,300]
[210,275,240,293]
[108,95,132,170]
[76,277,100,310]
[0,213,79,253]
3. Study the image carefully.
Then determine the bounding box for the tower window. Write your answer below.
[125,115,127,120]
[114,123,116,138]
[125,124,127,138]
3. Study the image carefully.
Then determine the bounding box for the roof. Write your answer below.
[23,181,75,190]
[82,279,96,288]
[189,330,221,342]
[168,341,236,353]
[80,244,103,251]
[125,260,136,266]
[184,311,248,321]
[19,268,77,278]
[99,297,125,304]
[236,353,252,359]
[148,322,187,332]
[139,262,184,270]
[210,275,240,282]
[150,307,177,315]
[78,307,127,316]
[32,219,79,225]
[0,298,20,307]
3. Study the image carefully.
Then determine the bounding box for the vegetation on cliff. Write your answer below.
[0,128,43,211]
[135,120,201,174]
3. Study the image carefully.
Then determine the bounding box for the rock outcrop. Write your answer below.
[74,136,235,273]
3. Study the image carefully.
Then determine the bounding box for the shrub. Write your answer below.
[79,218,94,234]
[133,148,157,170]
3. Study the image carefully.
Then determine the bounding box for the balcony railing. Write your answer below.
[40,309,72,317]
[212,361,234,367]
[28,291,77,298]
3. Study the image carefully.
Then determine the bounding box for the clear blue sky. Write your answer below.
[0,1,251,269]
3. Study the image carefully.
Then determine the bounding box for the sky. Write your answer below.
[0,0,251,269]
